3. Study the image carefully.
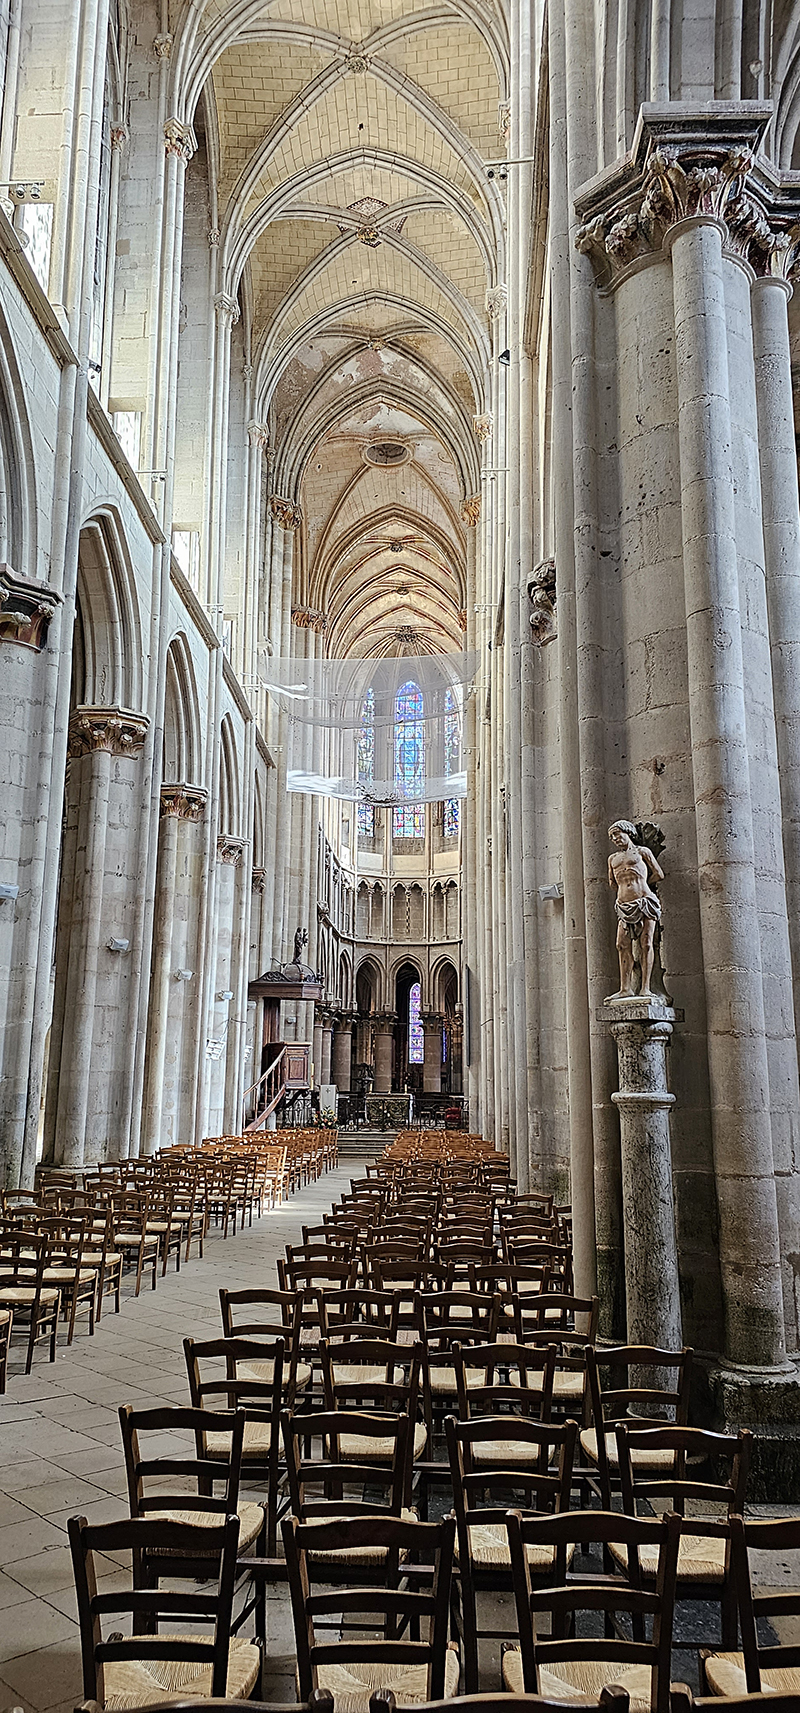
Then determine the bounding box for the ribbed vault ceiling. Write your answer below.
[186,0,508,657]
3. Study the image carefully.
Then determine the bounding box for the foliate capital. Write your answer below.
[248,421,269,453]
[69,706,149,759]
[271,495,302,530]
[292,605,328,633]
[164,117,195,162]
[0,565,61,650]
[153,32,173,59]
[473,413,493,446]
[461,494,481,528]
[110,122,129,152]
[160,784,207,821]
[485,284,508,322]
[217,836,245,867]
[214,291,240,325]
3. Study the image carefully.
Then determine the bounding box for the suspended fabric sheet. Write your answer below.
[262,652,477,805]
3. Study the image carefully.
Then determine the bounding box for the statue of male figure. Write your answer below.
[607,820,664,999]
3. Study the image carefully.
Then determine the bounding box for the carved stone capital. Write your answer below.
[252,866,267,892]
[473,412,493,446]
[164,117,195,162]
[208,225,220,249]
[69,706,149,759]
[153,31,173,59]
[485,284,508,321]
[247,421,269,452]
[457,606,468,631]
[214,291,240,326]
[217,836,245,866]
[110,122,129,152]
[574,105,775,288]
[529,558,557,646]
[271,495,302,530]
[0,566,61,650]
[344,45,370,72]
[292,605,328,633]
[160,784,207,821]
[461,494,482,528]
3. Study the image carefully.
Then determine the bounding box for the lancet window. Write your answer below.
[409,981,424,1064]
[357,688,375,837]
[444,686,459,838]
[394,679,425,838]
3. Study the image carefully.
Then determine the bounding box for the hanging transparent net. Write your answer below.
[261,652,477,804]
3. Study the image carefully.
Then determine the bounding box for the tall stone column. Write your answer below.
[332,1017,353,1094]
[54,707,148,1167]
[312,1016,323,1088]
[603,1000,683,1351]
[373,1013,396,1094]
[667,208,785,1367]
[140,785,207,1154]
[421,1013,443,1094]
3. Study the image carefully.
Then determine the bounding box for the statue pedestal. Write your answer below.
[599,998,683,1351]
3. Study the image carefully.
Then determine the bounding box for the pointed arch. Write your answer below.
[74,509,143,710]
[164,633,202,784]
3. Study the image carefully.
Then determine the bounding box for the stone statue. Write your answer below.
[607,820,664,1000]
[292,926,308,964]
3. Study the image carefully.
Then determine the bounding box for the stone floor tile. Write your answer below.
[0,1598,76,1665]
[8,1476,110,1517]
[0,1635,84,1712]
[3,1546,76,1596]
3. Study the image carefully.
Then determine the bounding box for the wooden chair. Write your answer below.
[219,1287,310,1395]
[68,1511,261,1708]
[183,1335,285,1554]
[513,1291,598,1420]
[703,1513,800,1696]
[110,1192,161,1295]
[40,1213,98,1343]
[445,1413,577,1692]
[119,1402,265,1559]
[319,1336,426,1499]
[582,1345,693,1509]
[454,1339,558,1459]
[415,1288,501,1443]
[282,1407,413,1550]
[672,1691,800,1712]
[0,1228,60,1370]
[77,1696,335,1713]
[283,1511,459,1712]
[504,1507,682,1713]
[614,1422,751,1648]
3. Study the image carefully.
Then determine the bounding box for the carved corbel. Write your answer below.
[69,706,149,758]
[217,836,245,866]
[528,559,557,646]
[292,606,328,632]
[271,496,302,530]
[0,566,61,651]
[160,784,207,821]
[461,494,481,528]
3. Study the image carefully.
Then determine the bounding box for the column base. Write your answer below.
[696,1357,800,1498]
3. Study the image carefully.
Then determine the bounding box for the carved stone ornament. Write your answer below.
[498,100,511,144]
[248,421,269,453]
[529,558,557,646]
[214,291,240,325]
[0,565,61,651]
[473,413,493,445]
[457,606,468,631]
[163,117,195,162]
[485,285,508,321]
[291,606,328,633]
[160,784,207,821]
[110,122,129,152]
[252,866,267,892]
[69,706,149,759]
[208,226,221,248]
[217,836,245,867]
[461,494,482,528]
[574,110,800,288]
[271,496,302,531]
[153,32,173,58]
[344,45,370,72]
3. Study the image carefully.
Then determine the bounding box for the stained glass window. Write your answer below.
[444,686,460,837]
[357,688,375,837]
[409,981,424,1064]
[393,679,425,838]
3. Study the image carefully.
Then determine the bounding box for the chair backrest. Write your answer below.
[219,1286,300,1341]
[446,1414,577,1526]
[68,1510,241,1702]
[283,1511,456,1702]
[506,1507,682,1713]
[119,1402,246,1519]
[318,1287,399,1340]
[585,1345,693,1506]
[282,1407,411,1519]
[731,1513,800,1692]
[369,1690,629,1713]
[615,1422,751,1523]
[415,1289,501,1356]
[183,1335,285,1438]
[454,1339,557,1421]
[320,1336,422,1417]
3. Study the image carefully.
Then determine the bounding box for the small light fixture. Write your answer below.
[216,989,234,1002]
[107,936,130,952]
[0,882,19,901]
[499,348,511,365]
[174,968,193,981]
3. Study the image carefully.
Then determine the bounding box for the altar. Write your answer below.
[366,1092,413,1127]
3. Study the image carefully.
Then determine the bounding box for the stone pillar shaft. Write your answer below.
[374,1014,395,1094]
[331,1021,353,1093]
[669,215,784,1366]
[320,1017,334,1086]
[421,1013,443,1094]
[605,1003,682,1351]
[55,747,112,1166]
[140,808,180,1155]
